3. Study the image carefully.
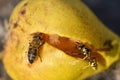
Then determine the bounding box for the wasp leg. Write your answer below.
[38,54,42,62]
[89,57,97,70]
[82,63,91,70]
[37,47,44,62]
[82,57,97,70]
[82,54,90,60]
[37,48,42,62]
[81,55,91,69]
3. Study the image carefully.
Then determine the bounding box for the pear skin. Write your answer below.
[3,0,120,80]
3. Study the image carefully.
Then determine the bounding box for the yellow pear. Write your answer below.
[3,0,120,80]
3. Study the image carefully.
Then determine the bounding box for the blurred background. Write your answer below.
[0,0,120,80]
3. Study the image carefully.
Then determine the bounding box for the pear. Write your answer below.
[3,0,120,80]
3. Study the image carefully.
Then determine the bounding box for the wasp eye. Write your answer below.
[33,35,42,40]
[82,48,90,55]
[77,44,85,50]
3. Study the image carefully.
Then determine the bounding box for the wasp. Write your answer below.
[77,43,97,70]
[77,40,112,70]
[28,33,45,64]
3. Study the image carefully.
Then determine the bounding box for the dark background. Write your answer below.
[83,0,120,36]
[0,0,120,80]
